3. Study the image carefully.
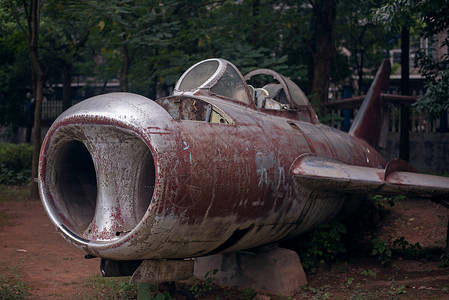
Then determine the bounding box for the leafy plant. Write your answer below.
[371,235,423,266]
[361,269,376,278]
[392,236,422,258]
[296,221,347,271]
[189,268,218,297]
[242,287,257,300]
[388,284,406,295]
[346,277,354,287]
[0,267,28,300]
[371,237,392,266]
[370,194,404,210]
[304,286,331,299]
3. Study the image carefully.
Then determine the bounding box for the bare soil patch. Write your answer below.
[0,200,99,299]
[1,192,449,299]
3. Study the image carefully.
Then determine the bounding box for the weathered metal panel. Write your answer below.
[38,58,449,265]
[40,91,377,260]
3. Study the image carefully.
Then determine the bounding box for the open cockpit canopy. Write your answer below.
[174,58,251,105]
[172,58,318,123]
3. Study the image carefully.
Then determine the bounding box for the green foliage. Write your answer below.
[392,236,422,258]
[373,0,449,121]
[372,0,423,31]
[2,0,392,116]
[0,143,32,185]
[0,10,30,127]
[0,267,28,300]
[351,194,403,233]
[242,287,257,300]
[319,113,344,127]
[389,284,406,295]
[189,268,218,297]
[82,274,139,299]
[336,0,386,93]
[296,222,347,271]
[361,269,376,278]
[414,66,449,121]
[371,236,423,266]
[371,194,403,210]
[371,237,392,266]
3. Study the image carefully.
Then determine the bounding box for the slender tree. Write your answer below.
[8,0,44,198]
[308,0,337,116]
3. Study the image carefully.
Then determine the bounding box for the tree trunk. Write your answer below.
[310,0,336,117]
[7,0,43,198]
[30,69,43,199]
[399,25,410,162]
[120,44,130,92]
[29,0,44,199]
[357,54,364,95]
[62,64,72,111]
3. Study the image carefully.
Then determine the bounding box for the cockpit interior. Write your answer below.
[157,58,318,124]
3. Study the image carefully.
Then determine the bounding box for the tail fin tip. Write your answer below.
[348,59,391,148]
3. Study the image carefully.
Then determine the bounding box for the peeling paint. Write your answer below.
[38,59,449,264]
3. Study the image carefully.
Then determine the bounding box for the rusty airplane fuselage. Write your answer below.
[38,58,449,262]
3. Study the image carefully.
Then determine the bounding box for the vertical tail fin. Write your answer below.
[348,59,391,148]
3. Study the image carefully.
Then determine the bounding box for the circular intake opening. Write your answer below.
[136,149,156,220]
[55,140,97,235]
[46,127,157,242]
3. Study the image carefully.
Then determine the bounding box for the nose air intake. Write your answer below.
[43,126,155,243]
[55,140,97,237]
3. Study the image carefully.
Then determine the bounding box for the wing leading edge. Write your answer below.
[290,154,449,202]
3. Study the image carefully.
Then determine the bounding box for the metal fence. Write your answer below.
[327,97,449,134]
[2,97,449,134]
[0,100,83,127]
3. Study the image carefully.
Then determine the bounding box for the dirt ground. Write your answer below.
[1,189,449,299]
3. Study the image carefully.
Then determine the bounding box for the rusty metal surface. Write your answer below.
[244,68,319,124]
[38,58,449,262]
[325,96,365,109]
[380,93,417,105]
[349,59,391,148]
[292,154,449,199]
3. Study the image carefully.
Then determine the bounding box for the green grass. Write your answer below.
[79,274,140,300]
[0,185,32,202]
[0,267,29,300]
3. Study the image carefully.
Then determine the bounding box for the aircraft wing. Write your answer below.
[291,154,449,202]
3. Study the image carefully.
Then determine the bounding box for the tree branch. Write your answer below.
[6,0,29,44]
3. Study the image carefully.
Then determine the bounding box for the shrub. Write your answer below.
[293,221,347,272]
[0,143,32,185]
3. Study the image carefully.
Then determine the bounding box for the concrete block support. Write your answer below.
[131,260,194,284]
[194,247,307,296]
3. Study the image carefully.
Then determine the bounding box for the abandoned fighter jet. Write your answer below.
[39,58,449,279]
